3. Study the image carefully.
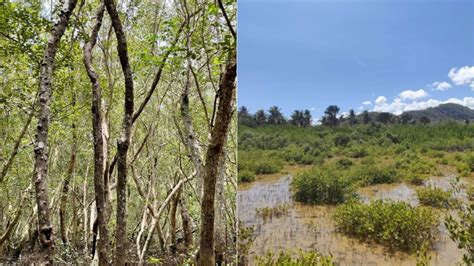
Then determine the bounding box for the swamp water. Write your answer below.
[238,174,466,265]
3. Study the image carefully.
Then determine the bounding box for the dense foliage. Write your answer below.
[1,0,236,264]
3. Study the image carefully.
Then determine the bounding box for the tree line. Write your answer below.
[238,106,312,127]
[239,105,436,128]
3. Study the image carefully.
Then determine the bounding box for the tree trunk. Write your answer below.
[83,3,109,265]
[104,0,135,263]
[179,197,193,251]
[169,188,181,253]
[59,114,77,244]
[214,149,227,265]
[33,0,77,263]
[197,54,236,266]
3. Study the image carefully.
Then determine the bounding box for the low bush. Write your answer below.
[334,134,350,147]
[417,186,452,208]
[347,147,368,158]
[293,167,357,204]
[465,152,474,172]
[349,164,398,185]
[335,158,353,169]
[254,160,283,174]
[333,200,438,252]
[256,250,334,266]
[238,150,284,175]
[238,170,255,183]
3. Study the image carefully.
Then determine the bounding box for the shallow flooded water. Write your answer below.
[238,174,467,265]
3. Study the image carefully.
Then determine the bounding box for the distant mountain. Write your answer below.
[403,103,474,122]
[355,103,474,123]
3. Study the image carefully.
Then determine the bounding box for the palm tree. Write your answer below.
[254,109,267,126]
[321,105,340,126]
[268,106,286,125]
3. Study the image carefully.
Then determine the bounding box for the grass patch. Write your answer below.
[333,200,438,253]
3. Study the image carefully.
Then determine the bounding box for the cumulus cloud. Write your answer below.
[373,97,474,115]
[375,96,387,106]
[398,89,428,101]
[448,66,474,89]
[362,101,371,105]
[432,81,452,91]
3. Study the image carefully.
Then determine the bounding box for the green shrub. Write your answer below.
[333,200,438,252]
[293,167,356,204]
[335,158,353,169]
[348,147,368,158]
[238,170,255,183]
[417,186,451,208]
[254,160,283,174]
[238,150,284,175]
[349,164,398,185]
[334,134,350,147]
[256,250,334,266]
[466,153,474,172]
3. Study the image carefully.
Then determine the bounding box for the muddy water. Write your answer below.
[238,175,466,265]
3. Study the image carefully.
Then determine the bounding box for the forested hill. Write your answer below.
[356,103,474,124]
[403,103,474,123]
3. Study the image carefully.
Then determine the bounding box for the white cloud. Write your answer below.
[375,96,387,106]
[448,66,474,89]
[373,97,474,115]
[398,89,428,101]
[432,81,452,91]
[362,101,371,105]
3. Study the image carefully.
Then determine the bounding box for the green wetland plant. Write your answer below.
[238,150,284,175]
[238,170,256,183]
[256,250,334,266]
[333,200,439,253]
[293,166,357,204]
[416,186,452,208]
[444,178,474,264]
[348,164,399,185]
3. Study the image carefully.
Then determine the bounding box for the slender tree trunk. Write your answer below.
[197,54,236,266]
[33,0,77,263]
[0,185,32,249]
[104,0,135,263]
[179,197,193,250]
[59,115,77,244]
[1,101,35,183]
[83,3,109,265]
[169,188,181,253]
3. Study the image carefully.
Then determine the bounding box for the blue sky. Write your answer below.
[238,0,474,120]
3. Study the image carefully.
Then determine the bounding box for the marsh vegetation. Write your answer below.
[238,105,474,265]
